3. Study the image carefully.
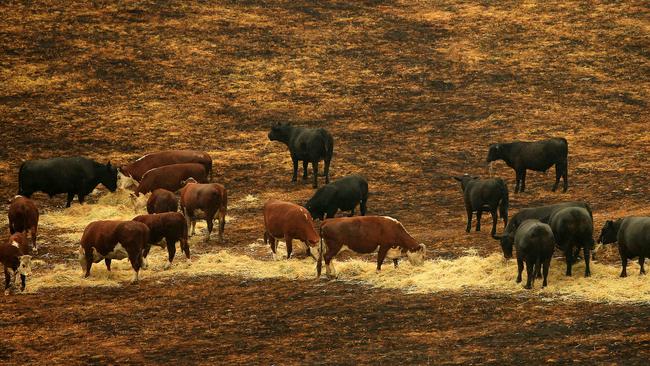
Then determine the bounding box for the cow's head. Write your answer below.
[18,255,32,277]
[499,233,514,259]
[268,122,292,143]
[130,192,149,213]
[117,168,138,190]
[598,220,620,244]
[406,244,426,266]
[101,161,119,192]
[486,144,502,163]
[304,200,324,221]
[453,174,479,191]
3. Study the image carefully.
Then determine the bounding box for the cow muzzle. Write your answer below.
[18,255,32,277]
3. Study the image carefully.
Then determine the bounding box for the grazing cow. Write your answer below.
[147,189,178,214]
[305,175,368,220]
[263,200,319,260]
[549,207,593,277]
[133,212,189,270]
[486,137,568,193]
[268,122,334,188]
[179,179,227,242]
[505,220,555,289]
[453,175,508,236]
[133,163,208,196]
[8,196,39,252]
[18,157,118,207]
[79,220,149,281]
[598,217,650,277]
[118,150,212,188]
[0,237,32,295]
[317,216,426,278]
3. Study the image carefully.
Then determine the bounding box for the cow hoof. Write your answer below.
[524,285,532,290]
[164,262,172,270]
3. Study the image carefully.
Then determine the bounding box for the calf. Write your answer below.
[506,220,555,289]
[453,175,508,236]
[133,163,207,196]
[0,235,32,295]
[79,220,149,281]
[317,216,426,278]
[305,175,368,220]
[147,189,178,214]
[180,179,227,242]
[486,137,568,193]
[598,217,650,277]
[118,150,212,188]
[8,195,39,252]
[268,122,334,188]
[133,212,189,270]
[263,200,319,260]
[549,207,593,277]
[19,157,118,207]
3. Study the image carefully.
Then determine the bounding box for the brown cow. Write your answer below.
[147,189,178,214]
[8,196,39,253]
[118,150,212,188]
[263,199,319,260]
[0,234,32,295]
[180,178,227,242]
[317,216,426,278]
[79,220,149,281]
[132,163,208,196]
[133,212,189,270]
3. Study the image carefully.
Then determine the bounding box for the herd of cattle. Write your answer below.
[1,124,648,294]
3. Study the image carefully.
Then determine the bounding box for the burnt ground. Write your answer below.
[0,0,649,364]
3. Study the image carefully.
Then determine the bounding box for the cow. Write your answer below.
[179,178,227,242]
[0,234,32,295]
[263,200,319,260]
[8,195,39,253]
[132,163,208,196]
[133,212,189,270]
[146,189,178,214]
[598,217,650,277]
[453,174,508,236]
[305,175,368,220]
[79,220,149,282]
[317,216,426,278]
[549,206,593,277]
[118,150,212,189]
[18,157,118,207]
[486,137,568,193]
[504,219,555,289]
[268,122,334,188]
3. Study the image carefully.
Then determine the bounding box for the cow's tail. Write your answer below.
[534,256,542,281]
[319,128,333,162]
[497,178,509,220]
[316,224,324,278]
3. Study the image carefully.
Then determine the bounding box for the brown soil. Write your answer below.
[0,0,648,364]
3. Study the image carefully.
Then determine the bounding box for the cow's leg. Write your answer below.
[520,170,527,192]
[286,237,293,259]
[78,194,86,205]
[4,267,10,290]
[562,160,568,192]
[205,214,214,243]
[514,170,521,193]
[639,257,646,275]
[325,207,338,219]
[490,209,498,237]
[312,160,319,188]
[191,219,197,236]
[165,238,176,270]
[620,256,628,277]
[302,160,309,180]
[465,208,472,233]
[20,274,26,292]
[104,259,112,271]
[141,244,151,270]
[583,245,591,277]
[516,257,524,283]
[31,226,38,253]
[552,164,562,192]
[360,199,367,216]
[524,259,535,289]
[564,244,573,277]
[324,242,339,278]
[291,156,298,182]
[542,257,551,287]
[377,246,389,271]
[324,156,331,184]
[269,237,278,260]
[393,259,399,268]
[128,249,142,282]
[349,207,355,217]
[218,208,226,242]
[66,192,75,208]
[475,210,482,232]
[84,250,93,278]
[180,236,191,261]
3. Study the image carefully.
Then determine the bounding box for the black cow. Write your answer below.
[18,157,118,207]
[268,122,334,188]
[305,175,368,220]
[486,137,568,193]
[598,217,650,277]
[507,219,555,289]
[549,206,593,277]
[453,174,508,236]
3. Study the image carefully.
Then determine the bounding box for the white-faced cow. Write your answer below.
[8,195,39,253]
[268,122,334,188]
[508,220,555,289]
[132,163,208,196]
[146,189,178,214]
[179,178,227,243]
[598,217,650,277]
[118,150,212,189]
[317,216,426,278]
[453,174,508,237]
[0,234,32,295]
[263,200,319,260]
[305,175,368,220]
[133,212,189,270]
[79,220,149,282]
[18,157,118,207]
[486,137,568,193]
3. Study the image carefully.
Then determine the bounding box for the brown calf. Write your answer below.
[133,163,208,196]
[118,150,212,188]
[263,199,319,260]
[0,235,32,295]
[180,179,227,242]
[8,196,39,253]
[79,220,149,281]
[147,189,178,214]
[317,216,426,278]
[133,212,189,269]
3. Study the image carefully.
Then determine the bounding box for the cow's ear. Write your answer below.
[453,176,462,182]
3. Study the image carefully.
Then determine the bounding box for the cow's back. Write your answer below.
[8,196,39,231]
[264,200,316,240]
[19,157,91,194]
[133,212,185,243]
[137,163,207,195]
[147,189,178,214]
[80,220,123,253]
[322,216,405,253]
[124,150,212,181]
